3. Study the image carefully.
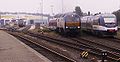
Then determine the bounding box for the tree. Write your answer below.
[113,9,120,26]
[75,6,83,16]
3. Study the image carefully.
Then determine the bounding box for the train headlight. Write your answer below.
[78,26,80,28]
[66,26,68,28]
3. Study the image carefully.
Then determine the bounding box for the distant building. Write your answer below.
[0,19,5,27]
[26,16,49,27]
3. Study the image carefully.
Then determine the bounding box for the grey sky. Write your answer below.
[0,0,119,14]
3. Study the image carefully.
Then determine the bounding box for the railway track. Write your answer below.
[7,30,120,62]
[25,31,120,61]
[26,32,97,62]
[103,37,120,44]
[8,32,76,62]
[82,32,120,51]
[82,36,120,54]
[70,37,120,60]
[80,33,120,53]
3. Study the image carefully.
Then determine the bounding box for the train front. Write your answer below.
[99,14,118,36]
[64,14,81,34]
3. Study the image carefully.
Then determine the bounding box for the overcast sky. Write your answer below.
[0,0,119,14]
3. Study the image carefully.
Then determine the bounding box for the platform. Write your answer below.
[0,30,52,62]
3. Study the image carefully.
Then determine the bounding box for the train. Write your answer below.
[48,18,57,30]
[48,13,81,35]
[81,13,118,37]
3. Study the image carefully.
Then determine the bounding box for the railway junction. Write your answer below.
[0,24,120,62]
[0,9,120,62]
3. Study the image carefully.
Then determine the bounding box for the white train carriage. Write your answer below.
[81,13,118,36]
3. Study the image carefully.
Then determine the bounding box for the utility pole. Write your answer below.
[0,12,1,27]
[61,0,63,13]
[119,0,120,9]
[41,0,43,21]
[50,5,54,16]
[0,11,1,19]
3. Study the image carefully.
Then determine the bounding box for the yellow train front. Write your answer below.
[56,13,81,35]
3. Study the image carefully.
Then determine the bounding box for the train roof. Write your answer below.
[95,13,116,17]
[54,12,79,18]
[81,15,94,18]
[49,18,57,20]
[81,13,116,21]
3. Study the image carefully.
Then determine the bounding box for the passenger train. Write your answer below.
[81,13,118,36]
[49,13,81,35]
[48,18,57,30]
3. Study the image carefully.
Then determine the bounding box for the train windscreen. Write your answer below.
[65,15,80,22]
[104,17,116,23]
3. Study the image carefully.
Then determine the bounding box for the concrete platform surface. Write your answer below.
[0,30,52,62]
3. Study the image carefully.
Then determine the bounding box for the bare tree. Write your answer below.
[75,6,83,16]
[113,9,120,26]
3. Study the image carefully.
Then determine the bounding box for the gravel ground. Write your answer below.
[23,34,86,62]
[27,31,98,62]
[81,34,120,49]
[117,31,120,38]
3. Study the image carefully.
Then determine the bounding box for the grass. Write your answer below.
[117,30,120,38]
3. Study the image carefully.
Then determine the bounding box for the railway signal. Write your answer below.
[116,58,120,62]
[101,50,107,62]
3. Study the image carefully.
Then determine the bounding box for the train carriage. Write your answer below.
[49,13,81,35]
[81,13,118,37]
[48,18,57,30]
[56,13,81,35]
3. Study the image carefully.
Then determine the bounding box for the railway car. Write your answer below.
[48,18,57,30]
[17,19,26,27]
[81,13,118,37]
[55,13,81,35]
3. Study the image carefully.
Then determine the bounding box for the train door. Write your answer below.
[86,17,92,30]
[93,18,100,35]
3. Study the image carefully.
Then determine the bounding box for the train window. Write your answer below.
[93,19,99,25]
[65,15,80,21]
[73,17,80,21]
[65,15,73,21]
[104,18,116,23]
[73,15,80,21]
